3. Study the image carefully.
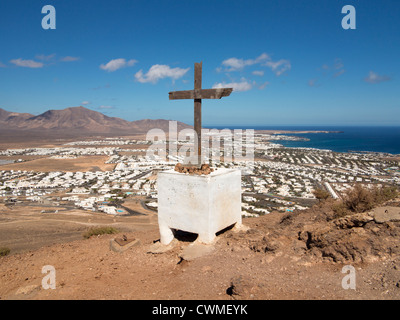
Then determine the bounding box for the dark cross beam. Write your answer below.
[169,62,232,166]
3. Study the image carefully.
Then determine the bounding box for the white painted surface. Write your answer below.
[157,168,242,244]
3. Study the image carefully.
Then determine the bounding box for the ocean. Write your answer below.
[206,126,400,155]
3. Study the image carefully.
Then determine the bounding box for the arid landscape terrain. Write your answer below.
[1,196,400,300]
[0,107,399,300]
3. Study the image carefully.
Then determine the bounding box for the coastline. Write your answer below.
[250,127,400,156]
[255,129,343,134]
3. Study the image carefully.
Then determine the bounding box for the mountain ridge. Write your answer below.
[0,106,191,135]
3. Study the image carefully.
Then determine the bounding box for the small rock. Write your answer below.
[372,207,400,224]
[174,163,214,175]
[227,275,255,299]
[333,213,373,229]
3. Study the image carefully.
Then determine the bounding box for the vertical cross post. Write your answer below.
[194,62,202,166]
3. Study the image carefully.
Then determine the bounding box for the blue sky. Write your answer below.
[0,0,399,126]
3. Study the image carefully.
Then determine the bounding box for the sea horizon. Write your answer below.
[204,125,400,155]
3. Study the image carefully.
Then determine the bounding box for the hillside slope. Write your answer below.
[1,199,399,300]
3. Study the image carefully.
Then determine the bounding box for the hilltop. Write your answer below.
[1,198,399,300]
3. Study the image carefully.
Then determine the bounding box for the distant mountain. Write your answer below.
[0,106,191,136]
[0,108,34,127]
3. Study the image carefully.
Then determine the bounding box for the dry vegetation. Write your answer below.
[332,185,398,219]
[82,226,120,239]
[0,247,10,257]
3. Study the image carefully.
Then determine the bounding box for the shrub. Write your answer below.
[0,247,11,257]
[344,184,375,213]
[83,226,119,239]
[313,188,330,202]
[374,185,398,203]
[332,201,351,218]
[335,184,399,217]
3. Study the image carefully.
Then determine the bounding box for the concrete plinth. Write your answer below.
[157,168,242,244]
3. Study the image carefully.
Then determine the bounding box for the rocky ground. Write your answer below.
[1,199,400,300]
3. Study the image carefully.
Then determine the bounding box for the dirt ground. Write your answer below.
[1,200,400,300]
[0,205,157,255]
[0,156,115,172]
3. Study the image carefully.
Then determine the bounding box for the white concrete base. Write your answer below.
[157,168,242,244]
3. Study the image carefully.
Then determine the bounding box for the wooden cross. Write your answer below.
[169,62,233,166]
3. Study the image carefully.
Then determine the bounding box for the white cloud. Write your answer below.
[222,53,269,71]
[364,71,391,84]
[135,64,190,84]
[10,58,44,68]
[333,58,345,77]
[212,80,253,92]
[61,56,80,62]
[36,54,56,61]
[222,58,248,71]
[219,53,291,76]
[319,59,345,78]
[252,70,264,76]
[100,58,137,72]
[334,69,345,78]
[258,81,269,90]
[81,101,90,105]
[263,59,291,76]
[310,59,345,87]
